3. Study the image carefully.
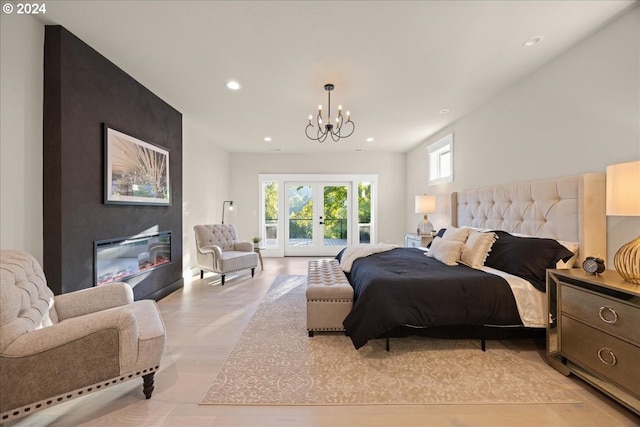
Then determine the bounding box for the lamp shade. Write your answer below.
[415,195,436,214]
[606,161,640,216]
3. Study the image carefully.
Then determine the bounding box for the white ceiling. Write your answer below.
[36,1,636,153]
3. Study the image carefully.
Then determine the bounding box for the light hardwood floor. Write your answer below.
[6,257,640,427]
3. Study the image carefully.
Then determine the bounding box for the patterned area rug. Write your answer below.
[200,275,580,405]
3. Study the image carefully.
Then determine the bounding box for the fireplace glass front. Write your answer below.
[95,231,171,286]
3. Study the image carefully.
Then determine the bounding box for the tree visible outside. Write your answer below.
[288,185,314,239]
[280,183,371,242]
[263,182,372,243]
[358,182,371,243]
[322,186,348,239]
[264,182,278,239]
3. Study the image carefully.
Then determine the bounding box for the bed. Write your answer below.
[341,173,606,349]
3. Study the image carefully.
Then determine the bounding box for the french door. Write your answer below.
[284,182,350,256]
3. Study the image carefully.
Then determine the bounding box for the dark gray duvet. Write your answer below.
[339,247,522,349]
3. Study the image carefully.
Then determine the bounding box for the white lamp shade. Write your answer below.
[415,195,436,214]
[606,160,640,216]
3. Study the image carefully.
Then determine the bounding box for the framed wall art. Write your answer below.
[104,125,171,206]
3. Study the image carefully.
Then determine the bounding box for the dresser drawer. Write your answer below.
[560,283,640,344]
[561,315,640,397]
[405,234,432,249]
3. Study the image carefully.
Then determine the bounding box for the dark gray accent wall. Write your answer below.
[43,26,183,300]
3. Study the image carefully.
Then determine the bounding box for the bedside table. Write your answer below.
[547,269,640,415]
[405,233,433,249]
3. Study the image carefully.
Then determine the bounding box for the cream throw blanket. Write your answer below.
[339,243,397,273]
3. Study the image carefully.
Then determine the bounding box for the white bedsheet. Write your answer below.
[480,266,547,328]
[339,243,397,273]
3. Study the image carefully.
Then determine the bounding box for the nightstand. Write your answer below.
[404,233,433,249]
[547,269,640,415]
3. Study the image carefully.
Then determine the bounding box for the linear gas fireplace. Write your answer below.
[94,231,171,286]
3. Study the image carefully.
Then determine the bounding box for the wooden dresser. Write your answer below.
[547,269,640,415]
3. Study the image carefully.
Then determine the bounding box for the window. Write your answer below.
[263,181,279,247]
[357,182,372,244]
[428,133,453,185]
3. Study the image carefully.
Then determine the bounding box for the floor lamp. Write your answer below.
[222,200,234,224]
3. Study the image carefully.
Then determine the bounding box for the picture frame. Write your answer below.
[104,125,171,206]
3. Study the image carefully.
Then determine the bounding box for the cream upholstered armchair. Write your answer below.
[0,250,166,422]
[194,224,258,286]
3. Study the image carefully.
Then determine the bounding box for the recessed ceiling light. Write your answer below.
[523,36,543,47]
[439,109,450,114]
[264,137,272,142]
[366,137,374,143]
[226,80,241,90]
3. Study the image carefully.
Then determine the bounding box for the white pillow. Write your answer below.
[427,237,465,266]
[556,241,579,269]
[442,226,473,243]
[460,231,497,269]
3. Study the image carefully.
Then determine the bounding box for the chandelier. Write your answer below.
[305,83,355,142]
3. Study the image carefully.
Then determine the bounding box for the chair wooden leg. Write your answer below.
[221,275,225,286]
[200,270,203,279]
[142,373,155,399]
[251,267,255,278]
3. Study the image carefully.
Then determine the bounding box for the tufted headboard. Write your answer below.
[451,173,606,264]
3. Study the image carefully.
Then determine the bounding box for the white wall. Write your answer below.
[406,5,640,266]
[182,119,231,276]
[0,14,44,262]
[228,152,406,248]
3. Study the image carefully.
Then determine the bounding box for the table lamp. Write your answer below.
[606,160,640,284]
[415,195,436,236]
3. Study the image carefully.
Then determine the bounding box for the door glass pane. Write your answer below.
[288,185,313,246]
[323,185,348,246]
[263,181,278,247]
[358,182,371,243]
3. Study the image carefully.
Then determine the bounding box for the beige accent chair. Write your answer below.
[194,224,258,286]
[0,250,166,423]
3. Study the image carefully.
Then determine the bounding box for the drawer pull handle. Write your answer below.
[597,347,617,366]
[598,306,618,324]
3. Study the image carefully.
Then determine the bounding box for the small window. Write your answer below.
[428,133,453,185]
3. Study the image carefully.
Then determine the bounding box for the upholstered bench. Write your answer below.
[306,259,353,337]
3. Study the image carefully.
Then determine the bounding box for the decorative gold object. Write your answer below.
[613,235,640,284]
